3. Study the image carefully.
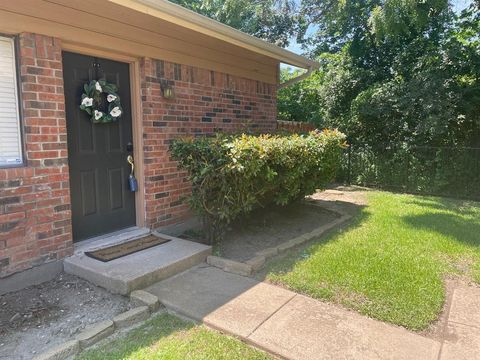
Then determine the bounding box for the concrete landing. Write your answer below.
[64,234,211,295]
[146,265,442,360]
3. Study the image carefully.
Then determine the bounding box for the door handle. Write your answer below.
[127,155,134,176]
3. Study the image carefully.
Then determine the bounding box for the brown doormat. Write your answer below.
[85,235,171,262]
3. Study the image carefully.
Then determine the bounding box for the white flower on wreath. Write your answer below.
[95,81,102,92]
[81,97,93,107]
[94,110,103,121]
[110,106,122,118]
[107,94,117,103]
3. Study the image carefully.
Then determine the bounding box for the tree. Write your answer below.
[277,67,323,124]
[169,0,299,47]
[282,0,479,149]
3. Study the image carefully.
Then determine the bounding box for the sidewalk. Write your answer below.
[144,265,479,360]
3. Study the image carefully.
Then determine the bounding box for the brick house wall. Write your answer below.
[0,33,72,278]
[0,33,277,279]
[140,58,277,229]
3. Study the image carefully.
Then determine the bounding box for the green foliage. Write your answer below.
[296,1,478,144]
[169,0,299,47]
[339,145,480,200]
[170,130,346,242]
[277,68,322,123]
[369,0,449,43]
[280,2,480,198]
[278,52,377,129]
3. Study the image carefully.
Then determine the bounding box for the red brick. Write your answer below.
[140,58,276,228]
[0,33,70,277]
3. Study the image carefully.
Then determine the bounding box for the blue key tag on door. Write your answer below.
[129,174,138,192]
[127,155,138,192]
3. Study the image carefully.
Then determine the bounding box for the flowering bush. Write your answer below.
[170,129,347,242]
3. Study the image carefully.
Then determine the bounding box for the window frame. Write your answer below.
[0,34,25,169]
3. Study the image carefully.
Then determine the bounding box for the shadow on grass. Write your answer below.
[76,313,195,360]
[405,197,479,216]
[402,212,480,249]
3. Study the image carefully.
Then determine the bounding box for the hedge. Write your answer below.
[170,129,347,242]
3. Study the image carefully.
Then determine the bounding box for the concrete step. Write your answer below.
[64,233,211,295]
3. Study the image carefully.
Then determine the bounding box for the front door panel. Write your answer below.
[63,52,136,242]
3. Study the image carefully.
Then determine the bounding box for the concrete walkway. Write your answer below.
[145,265,480,360]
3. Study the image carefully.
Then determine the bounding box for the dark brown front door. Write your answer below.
[63,52,136,242]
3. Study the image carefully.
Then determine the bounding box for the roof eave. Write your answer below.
[108,0,319,70]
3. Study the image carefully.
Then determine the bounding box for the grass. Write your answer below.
[264,191,480,331]
[76,313,271,360]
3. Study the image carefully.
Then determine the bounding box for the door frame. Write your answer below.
[62,43,146,229]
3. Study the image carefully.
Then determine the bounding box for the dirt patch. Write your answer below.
[308,187,369,215]
[0,273,130,360]
[220,203,339,262]
[181,187,368,263]
[181,203,340,262]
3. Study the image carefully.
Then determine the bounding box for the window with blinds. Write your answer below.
[0,36,23,167]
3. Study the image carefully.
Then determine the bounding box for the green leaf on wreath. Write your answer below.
[80,79,123,124]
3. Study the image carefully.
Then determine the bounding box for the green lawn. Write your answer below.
[76,313,271,360]
[264,191,480,331]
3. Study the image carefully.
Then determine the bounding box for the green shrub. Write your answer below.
[170,130,347,242]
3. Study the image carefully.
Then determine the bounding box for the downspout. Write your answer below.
[277,66,314,89]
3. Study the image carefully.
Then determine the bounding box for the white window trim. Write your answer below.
[0,35,24,168]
